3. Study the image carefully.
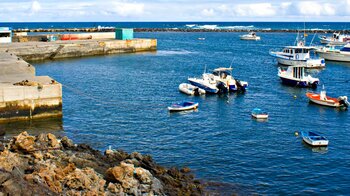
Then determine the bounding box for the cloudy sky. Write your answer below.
[1,0,350,22]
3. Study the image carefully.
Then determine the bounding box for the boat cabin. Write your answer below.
[281,66,305,79]
[0,27,12,43]
[212,67,233,79]
[281,46,315,60]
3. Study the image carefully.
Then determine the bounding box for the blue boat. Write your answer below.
[168,101,199,112]
[277,66,319,88]
[301,131,329,147]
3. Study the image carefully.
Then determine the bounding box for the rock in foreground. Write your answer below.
[0,132,203,195]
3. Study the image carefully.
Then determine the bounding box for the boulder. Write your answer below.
[135,167,153,184]
[61,136,74,148]
[12,131,35,153]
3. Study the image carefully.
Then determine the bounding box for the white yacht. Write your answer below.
[240,32,260,41]
[316,43,350,62]
[270,41,325,68]
[319,32,350,45]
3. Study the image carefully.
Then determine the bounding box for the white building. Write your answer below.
[0,27,12,43]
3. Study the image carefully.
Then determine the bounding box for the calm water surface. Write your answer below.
[7,32,350,194]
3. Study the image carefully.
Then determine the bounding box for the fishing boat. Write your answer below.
[270,44,325,68]
[178,83,206,96]
[316,43,350,62]
[301,131,329,147]
[251,108,268,119]
[319,32,350,45]
[278,66,319,88]
[211,67,249,92]
[240,32,260,41]
[306,88,349,109]
[168,101,199,112]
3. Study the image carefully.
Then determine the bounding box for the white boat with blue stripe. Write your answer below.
[278,66,319,88]
[270,36,326,69]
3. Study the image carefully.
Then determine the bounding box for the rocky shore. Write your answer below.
[13,27,349,34]
[0,132,204,195]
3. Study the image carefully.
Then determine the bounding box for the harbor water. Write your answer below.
[4,31,350,194]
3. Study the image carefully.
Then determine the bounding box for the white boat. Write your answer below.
[278,66,319,88]
[251,108,268,119]
[188,75,219,94]
[316,43,350,62]
[240,32,260,41]
[211,67,249,92]
[301,131,329,147]
[168,101,199,112]
[270,41,325,68]
[178,83,206,96]
[319,32,350,45]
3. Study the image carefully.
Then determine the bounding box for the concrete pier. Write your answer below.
[0,52,62,122]
[0,38,157,61]
[0,38,157,122]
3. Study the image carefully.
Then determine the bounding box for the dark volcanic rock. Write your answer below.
[0,132,205,195]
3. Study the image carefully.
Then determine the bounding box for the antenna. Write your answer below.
[229,57,235,68]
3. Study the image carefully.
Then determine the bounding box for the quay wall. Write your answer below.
[1,39,157,61]
[0,52,62,122]
[0,38,157,122]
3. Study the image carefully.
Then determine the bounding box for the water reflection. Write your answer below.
[0,118,64,138]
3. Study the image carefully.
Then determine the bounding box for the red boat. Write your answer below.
[306,90,349,109]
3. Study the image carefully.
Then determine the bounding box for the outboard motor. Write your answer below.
[235,79,246,93]
[338,96,349,109]
[193,87,200,96]
[311,82,318,89]
[216,81,229,94]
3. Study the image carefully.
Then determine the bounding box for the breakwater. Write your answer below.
[13,27,350,34]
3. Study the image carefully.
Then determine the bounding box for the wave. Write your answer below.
[185,24,256,30]
[156,50,196,56]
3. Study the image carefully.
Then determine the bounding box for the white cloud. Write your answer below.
[31,1,41,13]
[233,3,276,17]
[112,1,145,17]
[297,1,336,16]
[201,8,215,17]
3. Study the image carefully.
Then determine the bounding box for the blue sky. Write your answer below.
[1,0,350,22]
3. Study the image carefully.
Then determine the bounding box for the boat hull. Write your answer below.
[178,83,206,96]
[279,76,317,88]
[301,131,329,147]
[251,114,268,119]
[168,102,199,112]
[316,51,350,62]
[276,58,325,68]
[240,37,260,41]
[306,92,340,107]
[188,79,218,94]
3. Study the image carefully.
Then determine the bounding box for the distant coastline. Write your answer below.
[11,27,350,34]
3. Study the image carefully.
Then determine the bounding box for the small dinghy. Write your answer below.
[168,101,199,112]
[179,83,206,96]
[251,108,268,119]
[306,89,349,109]
[301,131,329,147]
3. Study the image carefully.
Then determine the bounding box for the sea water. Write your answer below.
[3,30,350,194]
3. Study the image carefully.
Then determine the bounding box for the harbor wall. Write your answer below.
[0,52,62,122]
[0,38,157,61]
[0,38,156,122]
